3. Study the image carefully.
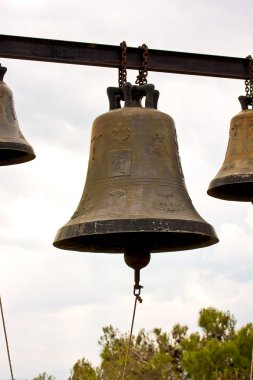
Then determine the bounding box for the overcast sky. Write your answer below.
[0,0,253,379]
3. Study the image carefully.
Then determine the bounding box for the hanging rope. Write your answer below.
[121,297,138,380]
[121,271,143,380]
[0,296,15,380]
[250,348,253,380]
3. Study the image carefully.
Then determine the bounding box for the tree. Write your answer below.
[33,373,55,380]
[66,307,253,379]
[182,307,251,379]
[86,324,185,379]
[68,358,100,380]
[198,307,236,341]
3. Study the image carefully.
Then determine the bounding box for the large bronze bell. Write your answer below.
[208,96,253,201]
[54,83,218,256]
[0,65,35,165]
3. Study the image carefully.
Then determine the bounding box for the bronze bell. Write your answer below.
[0,65,35,166]
[208,96,253,201]
[54,83,218,257]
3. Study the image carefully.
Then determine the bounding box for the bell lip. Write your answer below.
[0,142,36,165]
[53,218,219,253]
[207,174,253,202]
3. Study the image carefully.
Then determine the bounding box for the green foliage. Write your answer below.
[68,358,100,380]
[97,324,184,379]
[36,307,253,379]
[198,307,236,341]
[95,308,252,379]
[33,373,55,380]
[182,307,251,379]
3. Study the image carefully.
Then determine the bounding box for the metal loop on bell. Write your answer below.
[107,82,159,110]
[0,64,7,81]
[239,95,253,110]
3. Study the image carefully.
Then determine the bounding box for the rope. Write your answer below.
[250,348,253,380]
[0,296,15,380]
[121,296,138,380]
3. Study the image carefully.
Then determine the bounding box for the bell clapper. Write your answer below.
[124,248,151,303]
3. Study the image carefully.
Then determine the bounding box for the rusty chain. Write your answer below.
[119,42,149,87]
[135,44,149,85]
[245,55,253,98]
[119,41,127,87]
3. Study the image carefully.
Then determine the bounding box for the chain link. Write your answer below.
[135,44,149,85]
[245,55,253,98]
[250,59,253,97]
[119,41,127,87]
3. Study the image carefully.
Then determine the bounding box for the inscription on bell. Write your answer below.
[158,189,174,199]
[152,133,164,155]
[112,124,131,144]
[91,134,102,161]
[109,188,127,197]
[231,122,241,139]
[109,149,131,177]
[6,96,16,122]
[158,201,184,213]
[247,119,253,129]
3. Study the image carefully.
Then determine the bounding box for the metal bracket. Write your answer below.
[107,82,159,110]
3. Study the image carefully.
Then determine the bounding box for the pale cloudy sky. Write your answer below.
[0,0,253,379]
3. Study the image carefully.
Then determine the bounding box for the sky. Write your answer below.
[0,0,253,379]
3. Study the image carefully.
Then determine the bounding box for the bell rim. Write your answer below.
[53,218,219,253]
[0,142,36,165]
[207,174,253,202]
